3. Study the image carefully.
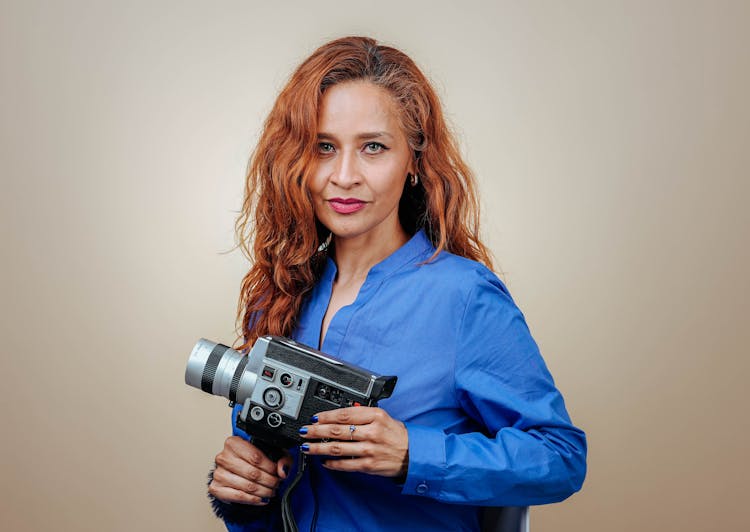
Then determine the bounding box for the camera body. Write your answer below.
[185,335,397,450]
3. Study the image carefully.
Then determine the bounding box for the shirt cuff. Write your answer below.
[401,423,447,499]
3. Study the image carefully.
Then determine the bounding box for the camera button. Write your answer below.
[267,412,282,428]
[263,387,284,408]
[249,406,265,421]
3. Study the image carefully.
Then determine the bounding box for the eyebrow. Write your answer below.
[317,131,395,141]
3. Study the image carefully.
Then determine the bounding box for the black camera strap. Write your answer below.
[246,438,307,532]
[280,453,308,532]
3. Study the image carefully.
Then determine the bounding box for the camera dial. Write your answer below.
[263,387,284,409]
[267,412,282,427]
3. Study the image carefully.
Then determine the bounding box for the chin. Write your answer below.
[319,218,371,240]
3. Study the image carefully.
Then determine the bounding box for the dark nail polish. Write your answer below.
[310,415,319,423]
[300,443,310,452]
[261,497,270,503]
[298,426,308,435]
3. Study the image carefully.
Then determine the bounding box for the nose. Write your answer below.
[330,150,361,188]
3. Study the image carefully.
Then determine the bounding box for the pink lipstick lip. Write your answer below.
[328,197,367,214]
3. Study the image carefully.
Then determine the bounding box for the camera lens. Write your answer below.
[185,339,258,403]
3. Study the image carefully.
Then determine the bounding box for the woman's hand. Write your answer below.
[299,406,409,478]
[209,436,293,505]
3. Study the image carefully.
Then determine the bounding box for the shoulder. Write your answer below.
[411,249,512,303]
[379,231,517,318]
[409,251,533,348]
[428,255,543,377]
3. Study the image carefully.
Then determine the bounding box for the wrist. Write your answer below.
[393,449,409,483]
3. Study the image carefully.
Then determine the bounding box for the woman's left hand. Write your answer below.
[298,406,409,478]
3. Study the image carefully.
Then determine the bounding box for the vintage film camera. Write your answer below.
[185,336,397,453]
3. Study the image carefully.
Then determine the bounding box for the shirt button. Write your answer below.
[416,482,429,494]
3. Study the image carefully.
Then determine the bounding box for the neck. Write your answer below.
[332,225,409,284]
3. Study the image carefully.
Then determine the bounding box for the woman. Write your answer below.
[208,36,586,531]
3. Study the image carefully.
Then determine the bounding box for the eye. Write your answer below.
[363,142,387,154]
[318,142,335,155]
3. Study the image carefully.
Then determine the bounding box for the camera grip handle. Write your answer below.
[232,408,287,463]
[251,437,286,463]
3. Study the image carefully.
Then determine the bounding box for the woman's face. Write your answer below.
[309,81,413,245]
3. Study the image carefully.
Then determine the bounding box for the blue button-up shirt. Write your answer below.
[224,230,586,531]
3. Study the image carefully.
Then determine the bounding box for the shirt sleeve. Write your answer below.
[401,273,587,506]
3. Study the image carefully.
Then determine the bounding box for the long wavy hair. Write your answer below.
[235,36,493,350]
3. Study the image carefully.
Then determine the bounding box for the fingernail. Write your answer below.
[298,426,308,435]
[310,415,319,423]
[300,443,310,452]
[261,497,270,503]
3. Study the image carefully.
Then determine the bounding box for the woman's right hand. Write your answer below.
[209,436,293,505]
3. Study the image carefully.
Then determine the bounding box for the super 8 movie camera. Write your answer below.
[185,336,397,453]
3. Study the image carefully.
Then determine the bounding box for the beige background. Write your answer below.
[1,1,748,531]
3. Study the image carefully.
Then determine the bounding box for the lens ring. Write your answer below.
[229,356,250,402]
[201,344,230,393]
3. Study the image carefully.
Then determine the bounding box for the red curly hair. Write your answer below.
[235,36,493,350]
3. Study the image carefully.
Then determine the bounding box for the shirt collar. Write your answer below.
[322,229,435,283]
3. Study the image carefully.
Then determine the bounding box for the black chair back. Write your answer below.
[480,506,529,532]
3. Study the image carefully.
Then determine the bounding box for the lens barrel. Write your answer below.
[185,339,258,403]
